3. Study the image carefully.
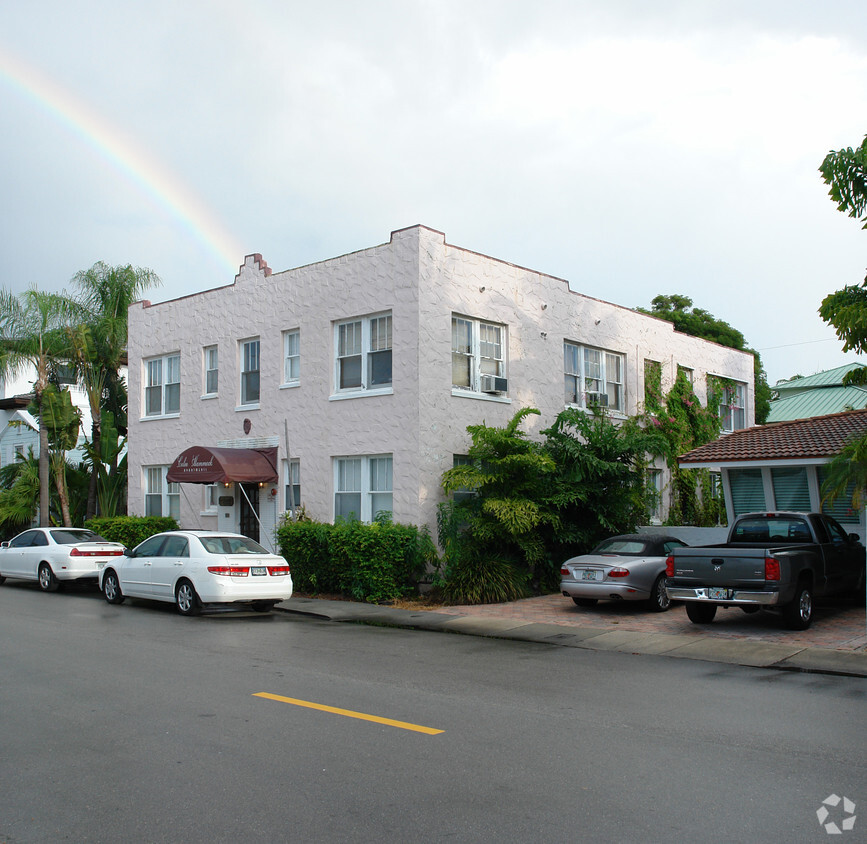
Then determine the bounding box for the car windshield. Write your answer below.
[49,529,104,545]
[199,535,269,555]
[592,539,650,556]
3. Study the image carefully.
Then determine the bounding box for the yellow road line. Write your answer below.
[253,692,444,735]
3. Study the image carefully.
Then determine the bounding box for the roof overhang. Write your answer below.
[166,446,278,484]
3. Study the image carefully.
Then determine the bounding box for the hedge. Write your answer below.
[84,515,179,549]
[277,518,437,604]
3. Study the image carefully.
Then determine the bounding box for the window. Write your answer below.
[144,354,180,417]
[452,455,476,505]
[646,468,663,523]
[335,313,392,393]
[451,315,506,394]
[334,454,393,522]
[204,346,218,396]
[729,468,765,516]
[817,465,860,524]
[719,381,746,432]
[144,466,180,519]
[644,359,662,411]
[771,467,811,511]
[677,365,694,383]
[564,342,624,412]
[203,484,220,513]
[284,459,301,511]
[283,330,300,385]
[240,339,260,406]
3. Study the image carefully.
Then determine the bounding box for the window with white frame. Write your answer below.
[203,484,220,513]
[240,338,260,406]
[451,315,507,394]
[646,468,663,523]
[718,381,746,432]
[144,466,180,519]
[564,342,624,412]
[334,454,393,522]
[284,459,301,511]
[335,313,392,393]
[677,365,694,383]
[203,346,218,396]
[283,330,300,385]
[144,353,180,417]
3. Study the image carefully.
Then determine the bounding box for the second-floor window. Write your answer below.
[240,338,260,406]
[719,381,746,432]
[335,313,392,393]
[145,354,180,417]
[564,342,624,412]
[283,330,300,385]
[204,346,218,396]
[452,315,507,394]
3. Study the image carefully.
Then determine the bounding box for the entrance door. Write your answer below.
[239,483,260,542]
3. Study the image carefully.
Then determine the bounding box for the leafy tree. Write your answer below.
[0,287,79,525]
[637,294,771,423]
[70,262,160,517]
[36,383,82,526]
[818,135,867,386]
[541,407,663,560]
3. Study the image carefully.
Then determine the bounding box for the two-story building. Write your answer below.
[127,225,755,548]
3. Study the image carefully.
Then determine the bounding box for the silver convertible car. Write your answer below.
[560,534,688,612]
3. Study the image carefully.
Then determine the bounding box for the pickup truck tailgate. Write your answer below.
[669,547,768,587]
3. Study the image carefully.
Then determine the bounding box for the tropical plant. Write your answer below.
[70,262,161,518]
[35,383,82,526]
[0,449,41,535]
[0,287,79,525]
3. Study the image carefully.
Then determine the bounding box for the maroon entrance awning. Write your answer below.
[166,446,278,484]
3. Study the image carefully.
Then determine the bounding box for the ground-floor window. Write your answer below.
[334,454,392,522]
[144,466,180,520]
[284,459,301,512]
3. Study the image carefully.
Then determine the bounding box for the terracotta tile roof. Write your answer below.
[679,408,867,465]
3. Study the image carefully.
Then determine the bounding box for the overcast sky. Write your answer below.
[1,0,865,386]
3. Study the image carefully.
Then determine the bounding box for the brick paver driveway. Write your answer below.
[439,594,867,651]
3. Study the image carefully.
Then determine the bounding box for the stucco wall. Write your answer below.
[127,225,755,540]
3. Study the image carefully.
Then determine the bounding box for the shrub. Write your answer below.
[84,515,178,548]
[276,519,338,593]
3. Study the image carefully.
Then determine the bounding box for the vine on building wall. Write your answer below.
[637,368,726,526]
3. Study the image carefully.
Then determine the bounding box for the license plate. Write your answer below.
[251,567,267,576]
[581,570,600,581]
[708,587,729,600]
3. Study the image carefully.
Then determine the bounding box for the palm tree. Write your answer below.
[0,287,79,526]
[71,262,160,518]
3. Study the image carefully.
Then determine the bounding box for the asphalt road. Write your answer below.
[1,582,864,843]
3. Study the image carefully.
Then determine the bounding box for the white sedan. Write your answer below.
[0,527,125,591]
[99,530,293,616]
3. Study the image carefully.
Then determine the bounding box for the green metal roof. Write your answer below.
[766,384,867,422]
[773,362,866,394]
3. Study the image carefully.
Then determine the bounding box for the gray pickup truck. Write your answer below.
[666,512,865,630]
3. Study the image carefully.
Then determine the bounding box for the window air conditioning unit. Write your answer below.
[480,375,508,393]
[586,391,609,407]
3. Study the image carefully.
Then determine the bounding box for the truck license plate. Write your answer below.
[708,587,729,600]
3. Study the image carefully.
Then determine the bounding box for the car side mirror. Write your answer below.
[123,548,135,557]
[848,533,861,544]
[1,541,8,548]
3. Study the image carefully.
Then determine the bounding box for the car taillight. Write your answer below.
[764,558,781,581]
[608,567,629,578]
[267,565,291,576]
[207,566,250,577]
[665,555,675,577]
[560,566,569,576]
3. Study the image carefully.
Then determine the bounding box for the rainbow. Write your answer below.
[0,47,245,278]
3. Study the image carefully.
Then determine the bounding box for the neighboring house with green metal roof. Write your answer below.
[768,362,867,423]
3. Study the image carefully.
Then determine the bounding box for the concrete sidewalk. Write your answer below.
[276,595,867,678]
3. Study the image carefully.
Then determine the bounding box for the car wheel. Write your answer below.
[685,602,717,624]
[740,606,760,614]
[103,570,125,605]
[571,597,597,607]
[782,580,813,631]
[175,579,201,617]
[648,575,671,612]
[38,563,60,593]
[251,601,276,613]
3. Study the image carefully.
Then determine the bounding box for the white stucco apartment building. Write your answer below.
[127,225,755,548]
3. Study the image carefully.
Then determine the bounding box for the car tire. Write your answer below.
[740,606,760,614]
[648,575,671,612]
[103,570,125,605]
[251,601,276,613]
[175,579,201,617]
[685,602,717,624]
[571,597,597,607]
[782,579,813,631]
[38,563,60,593]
